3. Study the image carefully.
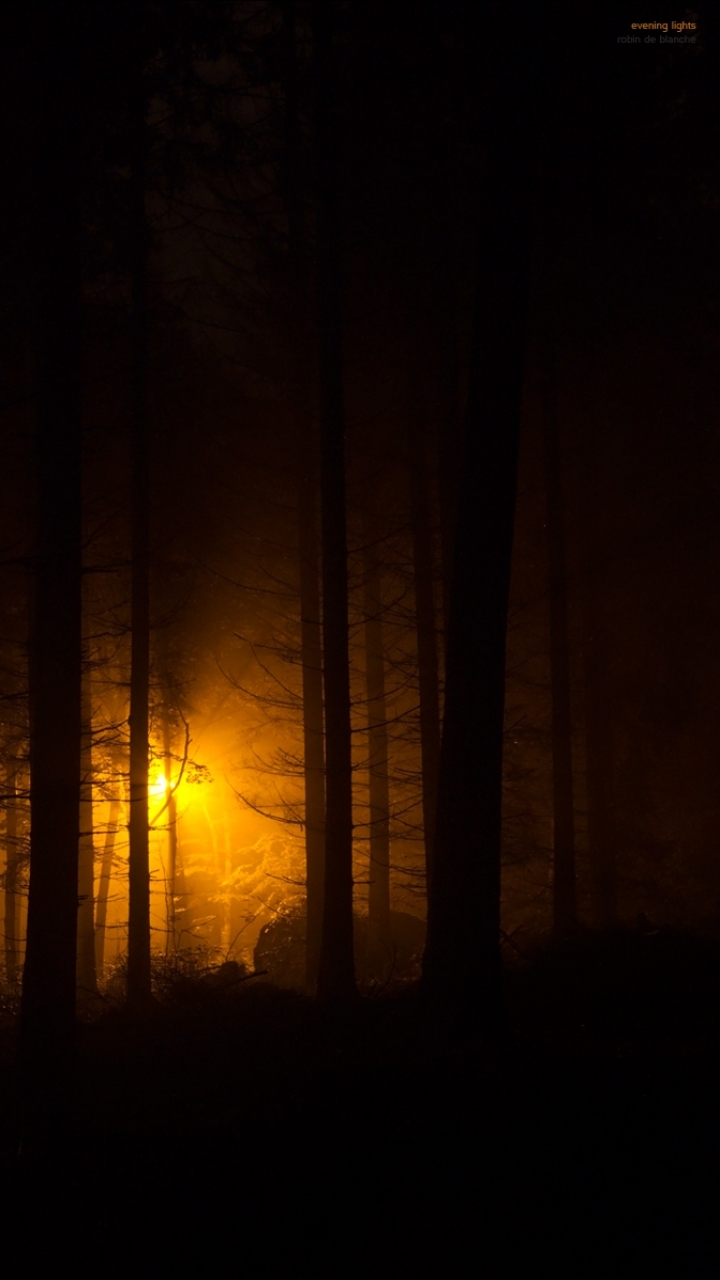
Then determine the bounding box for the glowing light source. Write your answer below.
[150,772,169,799]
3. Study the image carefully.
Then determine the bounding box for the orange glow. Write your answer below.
[88,653,425,984]
[150,771,169,799]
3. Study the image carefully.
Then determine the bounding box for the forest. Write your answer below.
[0,2,719,1273]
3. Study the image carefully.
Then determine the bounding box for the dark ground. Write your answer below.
[1,927,718,1276]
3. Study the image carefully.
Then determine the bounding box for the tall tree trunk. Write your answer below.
[407,402,441,889]
[283,2,325,988]
[283,3,326,992]
[20,5,83,1129]
[363,534,391,956]
[436,276,462,644]
[313,4,356,1003]
[422,14,536,1025]
[94,793,121,979]
[540,338,578,935]
[219,817,232,956]
[162,715,179,954]
[77,652,97,995]
[299,477,325,988]
[427,36,462,652]
[4,763,19,985]
[581,410,618,929]
[127,71,152,1005]
[174,846,190,949]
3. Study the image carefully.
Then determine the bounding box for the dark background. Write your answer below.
[0,3,719,1273]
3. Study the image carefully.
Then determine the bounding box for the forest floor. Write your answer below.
[0,926,718,1277]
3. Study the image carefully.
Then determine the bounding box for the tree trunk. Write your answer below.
[94,793,121,979]
[162,715,179,954]
[407,404,441,889]
[313,3,356,1003]
[540,338,578,935]
[581,420,618,929]
[363,535,391,957]
[298,476,326,989]
[77,654,98,995]
[127,70,153,1005]
[219,817,232,956]
[4,764,19,985]
[436,276,462,644]
[427,47,463,652]
[283,3,326,992]
[422,16,536,1025]
[20,5,84,1130]
[174,846,190,949]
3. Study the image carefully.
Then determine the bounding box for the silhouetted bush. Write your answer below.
[254,907,426,989]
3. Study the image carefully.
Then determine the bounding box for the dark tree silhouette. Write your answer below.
[94,792,122,979]
[582,400,618,929]
[362,530,391,956]
[20,3,84,1128]
[407,384,441,888]
[282,3,326,991]
[313,3,356,1003]
[77,643,98,997]
[540,334,578,935]
[3,756,22,985]
[422,10,537,1024]
[160,705,179,952]
[127,55,153,1006]
[297,467,326,989]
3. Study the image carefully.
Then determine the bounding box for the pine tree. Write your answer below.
[422,8,537,1024]
[313,3,356,1003]
[20,2,85,1131]
[540,334,578,935]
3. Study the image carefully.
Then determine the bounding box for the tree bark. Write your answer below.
[94,793,121,979]
[581,413,618,929]
[313,3,356,1003]
[298,476,326,989]
[3,763,19,985]
[77,652,98,995]
[539,338,578,935]
[127,67,153,1005]
[422,14,536,1025]
[162,715,179,954]
[436,273,462,644]
[282,3,326,992]
[20,4,84,1130]
[407,404,441,890]
[363,534,391,956]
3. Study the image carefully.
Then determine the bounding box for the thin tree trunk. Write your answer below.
[363,535,391,956]
[20,5,83,1129]
[422,13,536,1025]
[313,3,356,1003]
[436,279,462,643]
[77,655,98,995]
[427,42,462,651]
[174,846,190,948]
[283,3,326,992]
[298,479,325,988]
[4,764,19,985]
[127,70,152,1005]
[17,879,28,976]
[581,425,618,929]
[219,818,231,956]
[162,715,179,954]
[540,338,578,935]
[94,794,121,979]
[201,799,222,947]
[407,404,441,889]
